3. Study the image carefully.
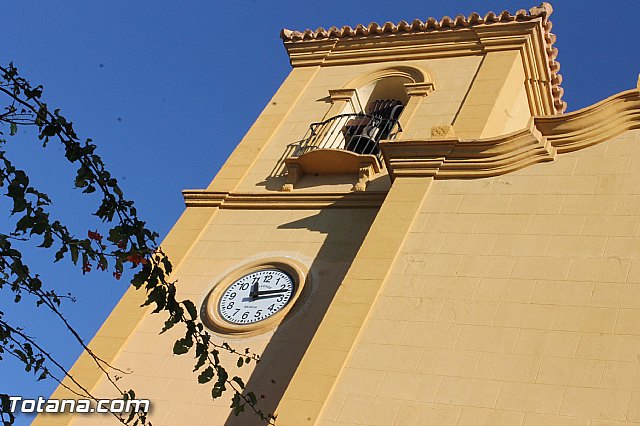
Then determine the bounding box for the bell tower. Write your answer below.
[40,3,640,425]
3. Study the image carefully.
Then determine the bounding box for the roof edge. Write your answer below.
[280,3,565,114]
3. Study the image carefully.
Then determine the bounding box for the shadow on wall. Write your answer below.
[224,206,378,426]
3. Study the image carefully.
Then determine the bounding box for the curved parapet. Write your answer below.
[381,121,556,180]
[382,85,640,180]
[536,88,640,153]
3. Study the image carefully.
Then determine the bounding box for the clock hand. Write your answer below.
[253,288,288,297]
[249,281,260,298]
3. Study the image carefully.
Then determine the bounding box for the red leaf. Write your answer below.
[126,253,147,266]
[87,230,102,242]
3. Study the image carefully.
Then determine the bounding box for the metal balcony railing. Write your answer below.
[292,113,402,162]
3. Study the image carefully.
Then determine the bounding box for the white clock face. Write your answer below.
[218,269,295,324]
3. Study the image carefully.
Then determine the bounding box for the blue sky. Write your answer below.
[1,1,639,424]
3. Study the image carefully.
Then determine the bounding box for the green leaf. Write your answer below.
[54,245,68,262]
[14,349,27,364]
[232,376,245,389]
[211,385,224,399]
[172,337,192,355]
[197,366,214,384]
[9,123,17,136]
[69,244,79,264]
[233,402,245,416]
[183,300,197,320]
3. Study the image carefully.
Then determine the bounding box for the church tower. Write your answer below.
[40,3,640,425]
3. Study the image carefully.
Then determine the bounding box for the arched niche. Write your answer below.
[326,65,435,127]
[345,65,435,91]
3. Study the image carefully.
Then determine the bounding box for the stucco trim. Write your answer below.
[381,120,555,180]
[536,88,640,153]
[182,190,387,209]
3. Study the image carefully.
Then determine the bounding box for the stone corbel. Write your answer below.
[404,82,435,97]
[352,162,375,192]
[281,163,303,192]
[328,88,358,102]
[325,88,363,117]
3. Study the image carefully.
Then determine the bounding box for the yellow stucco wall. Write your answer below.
[454,50,532,139]
[71,207,378,426]
[319,129,640,425]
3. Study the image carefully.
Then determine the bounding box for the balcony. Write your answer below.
[293,112,402,160]
[282,112,402,191]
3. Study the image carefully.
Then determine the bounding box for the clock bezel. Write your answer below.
[202,258,308,337]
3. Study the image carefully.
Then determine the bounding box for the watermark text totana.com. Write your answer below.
[8,396,150,414]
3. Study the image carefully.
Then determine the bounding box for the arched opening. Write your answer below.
[281,65,434,191]
[343,76,411,155]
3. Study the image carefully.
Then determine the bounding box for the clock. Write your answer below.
[203,259,307,336]
[218,269,295,324]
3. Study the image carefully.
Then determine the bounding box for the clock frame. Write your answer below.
[202,258,307,337]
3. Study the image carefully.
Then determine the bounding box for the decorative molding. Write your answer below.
[344,65,434,88]
[281,39,337,67]
[182,190,387,209]
[328,88,358,102]
[381,86,640,180]
[327,88,364,115]
[280,3,564,114]
[535,88,640,153]
[405,82,435,97]
[381,121,556,180]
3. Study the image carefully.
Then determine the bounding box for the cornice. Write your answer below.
[182,190,386,209]
[280,3,565,114]
[381,86,640,180]
[380,121,556,180]
[536,88,640,153]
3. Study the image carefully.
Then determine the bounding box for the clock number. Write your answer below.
[242,311,249,320]
[229,292,236,299]
[268,304,275,311]
[240,282,250,291]
[227,302,234,309]
[252,276,260,285]
[264,274,272,283]
[233,309,240,316]
[254,310,262,318]
[277,295,284,302]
